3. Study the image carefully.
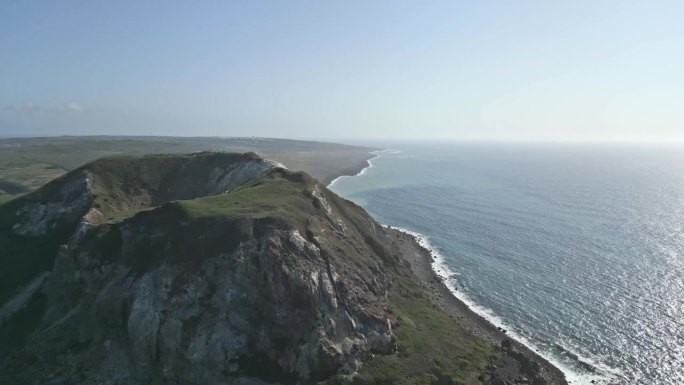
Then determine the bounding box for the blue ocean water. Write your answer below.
[329,143,684,385]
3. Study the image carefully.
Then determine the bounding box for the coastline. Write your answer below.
[327,149,583,385]
[386,226,569,385]
[400,228,619,385]
[326,150,381,188]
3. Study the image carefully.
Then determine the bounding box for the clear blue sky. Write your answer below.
[1,1,682,141]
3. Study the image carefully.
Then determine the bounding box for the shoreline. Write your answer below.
[390,226,623,385]
[327,149,611,385]
[386,226,569,384]
[326,150,382,188]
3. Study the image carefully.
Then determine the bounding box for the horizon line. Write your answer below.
[2,133,684,146]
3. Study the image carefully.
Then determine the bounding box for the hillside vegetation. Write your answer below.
[0,152,493,385]
[0,136,376,203]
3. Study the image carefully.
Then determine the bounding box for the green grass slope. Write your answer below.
[0,136,377,202]
[0,154,491,384]
[0,152,270,304]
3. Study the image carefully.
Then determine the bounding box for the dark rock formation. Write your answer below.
[0,153,398,384]
[0,152,566,385]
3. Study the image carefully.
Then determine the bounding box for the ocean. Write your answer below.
[328,143,684,385]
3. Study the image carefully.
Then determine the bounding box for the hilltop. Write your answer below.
[0,136,377,203]
[0,152,566,385]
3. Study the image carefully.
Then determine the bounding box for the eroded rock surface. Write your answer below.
[0,154,399,385]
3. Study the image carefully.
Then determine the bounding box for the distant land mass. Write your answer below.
[0,146,567,384]
[0,136,377,204]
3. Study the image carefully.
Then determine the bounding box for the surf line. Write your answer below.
[327,149,618,385]
[327,150,383,188]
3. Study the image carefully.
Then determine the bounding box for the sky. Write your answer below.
[1,1,683,142]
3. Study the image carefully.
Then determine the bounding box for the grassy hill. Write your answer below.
[0,136,376,203]
[0,152,494,384]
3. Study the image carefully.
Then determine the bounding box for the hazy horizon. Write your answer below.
[2,1,682,142]
[4,134,684,148]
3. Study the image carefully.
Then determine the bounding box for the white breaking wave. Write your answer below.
[327,147,622,384]
[327,150,385,188]
[386,225,622,385]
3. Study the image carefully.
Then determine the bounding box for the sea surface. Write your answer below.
[329,143,684,385]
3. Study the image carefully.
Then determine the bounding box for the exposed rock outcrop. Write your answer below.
[0,152,278,307]
[0,154,398,384]
[0,152,566,385]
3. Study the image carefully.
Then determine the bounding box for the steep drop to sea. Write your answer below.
[0,151,566,384]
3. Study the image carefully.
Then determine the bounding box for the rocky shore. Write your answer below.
[386,227,568,385]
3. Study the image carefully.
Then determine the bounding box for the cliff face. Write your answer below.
[0,153,399,384]
[0,152,279,307]
[0,152,565,385]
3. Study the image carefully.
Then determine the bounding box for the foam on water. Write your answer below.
[327,150,383,188]
[391,226,621,385]
[329,143,684,385]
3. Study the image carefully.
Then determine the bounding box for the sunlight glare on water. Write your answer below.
[330,143,684,384]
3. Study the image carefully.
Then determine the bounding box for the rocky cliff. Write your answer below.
[0,152,565,385]
[0,152,401,384]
